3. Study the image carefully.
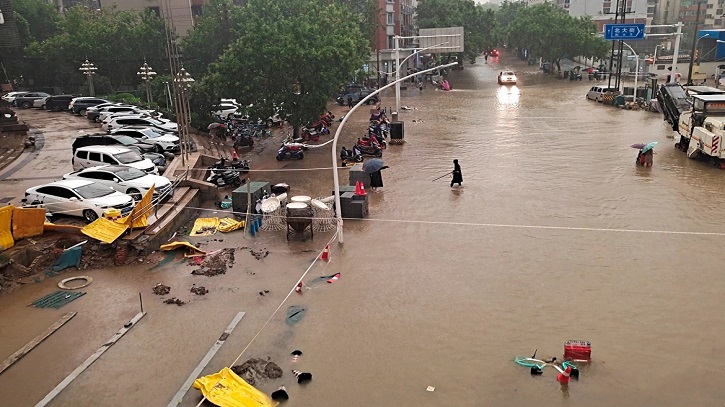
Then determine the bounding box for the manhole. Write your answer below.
[0,197,14,203]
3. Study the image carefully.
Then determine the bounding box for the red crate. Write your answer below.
[564,340,591,361]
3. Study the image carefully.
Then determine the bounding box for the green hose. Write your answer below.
[514,357,579,372]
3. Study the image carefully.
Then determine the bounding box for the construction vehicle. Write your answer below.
[675,94,725,165]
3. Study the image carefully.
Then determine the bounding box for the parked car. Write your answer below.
[72,134,156,154]
[212,103,241,119]
[32,98,47,109]
[102,115,178,133]
[72,145,158,174]
[110,126,180,153]
[14,92,51,108]
[22,179,135,223]
[62,165,172,201]
[336,88,379,106]
[85,104,133,122]
[44,95,76,111]
[69,97,110,115]
[1,91,29,104]
[88,105,139,122]
[498,71,517,85]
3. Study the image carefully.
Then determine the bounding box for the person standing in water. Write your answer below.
[451,159,463,187]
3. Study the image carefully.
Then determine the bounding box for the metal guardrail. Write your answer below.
[128,166,190,234]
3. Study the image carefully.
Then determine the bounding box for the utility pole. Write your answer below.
[686,1,704,85]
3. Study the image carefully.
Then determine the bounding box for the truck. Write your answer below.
[675,94,725,164]
[656,84,725,131]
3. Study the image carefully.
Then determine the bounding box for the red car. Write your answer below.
[490,49,500,57]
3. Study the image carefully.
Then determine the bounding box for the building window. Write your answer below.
[388,35,395,49]
[191,5,203,16]
[147,6,161,17]
[387,12,394,25]
[716,18,723,24]
[707,3,713,8]
[603,7,610,13]
[387,0,394,2]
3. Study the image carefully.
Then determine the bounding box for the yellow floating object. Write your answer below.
[218,218,244,233]
[81,217,130,244]
[12,206,46,239]
[0,205,14,250]
[43,222,83,233]
[118,185,155,228]
[160,241,206,257]
[193,367,277,407]
[190,217,221,236]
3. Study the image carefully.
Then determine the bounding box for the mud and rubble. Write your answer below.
[153,284,171,295]
[231,358,283,386]
[191,248,235,277]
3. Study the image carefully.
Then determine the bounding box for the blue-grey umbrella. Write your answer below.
[362,158,385,173]
[641,141,658,153]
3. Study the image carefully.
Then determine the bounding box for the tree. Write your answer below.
[334,0,380,48]
[181,0,247,78]
[416,0,498,62]
[197,0,369,134]
[23,7,167,89]
[11,0,61,46]
[495,0,526,42]
[505,3,607,72]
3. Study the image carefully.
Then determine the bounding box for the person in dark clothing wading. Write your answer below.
[451,159,463,187]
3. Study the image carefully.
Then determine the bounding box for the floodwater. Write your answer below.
[1,56,725,406]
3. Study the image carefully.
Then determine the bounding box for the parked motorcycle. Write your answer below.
[300,127,321,142]
[354,138,383,157]
[320,111,335,126]
[233,133,255,149]
[277,144,304,161]
[340,146,363,163]
[207,167,243,187]
[214,157,250,174]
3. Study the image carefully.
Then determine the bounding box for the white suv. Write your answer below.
[110,126,180,153]
[73,145,158,174]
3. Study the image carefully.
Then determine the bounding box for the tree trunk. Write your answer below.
[555,60,561,73]
[293,125,300,139]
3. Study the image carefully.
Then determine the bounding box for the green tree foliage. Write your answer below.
[505,3,607,71]
[415,0,498,61]
[181,0,246,78]
[11,0,61,46]
[495,0,526,42]
[334,0,379,47]
[22,7,167,89]
[198,0,370,132]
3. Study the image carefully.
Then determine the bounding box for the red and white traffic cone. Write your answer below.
[359,183,367,196]
[557,366,572,384]
[326,273,340,283]
[271,386,289,401]
[294,281,303,293]
[354,181,363,195]
[292,370,313,384]
[232,150,239,160]
[321,245,330,262]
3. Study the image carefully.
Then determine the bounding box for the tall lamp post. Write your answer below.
[173,67,194,165]
[686,2,707,85]
[331,62,458,244]
[137,61,156,106]
[79,59,97,96]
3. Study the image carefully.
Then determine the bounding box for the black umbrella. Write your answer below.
[362,158,385,173]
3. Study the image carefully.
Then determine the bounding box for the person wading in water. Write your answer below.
[451,159,463,187]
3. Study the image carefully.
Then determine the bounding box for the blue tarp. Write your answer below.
[45,246,82,276]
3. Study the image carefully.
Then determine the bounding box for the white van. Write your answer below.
[586,86,619,102]
[72,146,158,175]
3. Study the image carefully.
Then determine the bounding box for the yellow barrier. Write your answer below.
[81,217,130,244]
[119,185,155,228]
[12,207,46,240]
[0,206,13,250]
[193,367,277,407]
[190,217,221,236]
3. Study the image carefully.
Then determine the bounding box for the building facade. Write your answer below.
[371,0,417,87]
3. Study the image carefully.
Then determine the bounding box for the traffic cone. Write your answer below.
[326,273,340,283]
[359,183,367,196]
[294,281,303,293]
[292,370,312,384]
[354,181,363,195]
[557,366,572,384]
[321,245,330,262]
[232,150,239,160]
[271,386,289,401]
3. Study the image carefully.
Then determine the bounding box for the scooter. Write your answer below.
[207,167,243,187]
[277,144,304,160]
[233,133,254,149]
[354,139,383,157]
[340,146,363,163]
[320,111,335,126]
[213,157,251,174]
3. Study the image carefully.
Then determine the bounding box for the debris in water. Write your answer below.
[231,358,283,386]
[153,283,171,295]
[164,297,186,306]
[426,386,435,392]
[291,350,302,363]
[271,386,289,401]
[285,306,306,326]
[250,248,269,260]
[258,290,270,296]
[292,370,312,384]
[191,248,235,276]
[190,285,209,295]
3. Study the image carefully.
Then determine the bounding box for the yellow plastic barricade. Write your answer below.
[160,241,206,257]
[218,218,245,233]
[190,217,221,236]
[119,185,155,228]
[12,206,46,239]
[0,206,14,250]
[193,367,277,407]
[81,217,130,244]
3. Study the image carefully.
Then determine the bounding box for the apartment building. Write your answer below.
[372,0,417,86]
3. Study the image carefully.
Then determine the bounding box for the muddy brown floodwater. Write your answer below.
[1,55,725,406]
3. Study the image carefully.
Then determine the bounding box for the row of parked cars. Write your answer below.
[2,91,180,223]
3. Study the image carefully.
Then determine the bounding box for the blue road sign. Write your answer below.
[604,24,646,40]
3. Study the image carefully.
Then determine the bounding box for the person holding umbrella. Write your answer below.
[632,142,657,167]
[362,158,389,192]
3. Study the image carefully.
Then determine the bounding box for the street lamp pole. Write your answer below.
[173,67,194,165]
[331,62,458,244]
[79,59,97,97]
[622,42,639,100]
[686,2,706,85]
[137,61,157,106]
